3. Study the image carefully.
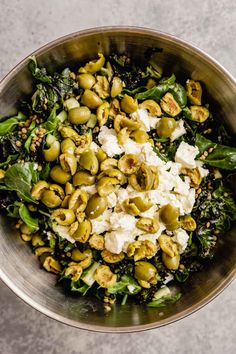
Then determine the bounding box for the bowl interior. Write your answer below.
[0,27,236,332]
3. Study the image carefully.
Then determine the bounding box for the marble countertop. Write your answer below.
[0,1,235,353]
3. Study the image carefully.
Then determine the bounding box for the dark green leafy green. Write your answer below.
[71,281,91,295]
[107,275,141,295]
[4,163,39,203]
[147,293,182,307]
[0,118,19,135]
[0,154,18,168]
[196,134,236,170]
[19,203,39,232]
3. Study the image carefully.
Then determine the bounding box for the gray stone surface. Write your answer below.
[0,0,235,353]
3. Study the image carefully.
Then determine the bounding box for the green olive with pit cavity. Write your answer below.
[129,163,153,191]
[68,189,88,211]
[81,89,103,109]
[121,94,138,114]
[96,148,107,163]
[72,219,92,243]
[79,53,105,74]
[60,138,76,154]
[41,190,62,208]
[43,141,60,162]
[31,180,49,200]
[131,130,149,143]
[111,76,123,98]
[100,158,118,171]
[97,176,119,196]
[50,165,71,184]
[77,73,96,89]
[73,170,96,186]
[162,252,180,270]
[118,154,140,175]
[136,217,159,234]
[85,193,107,219]
[102,168,127,185]
[134,261,157,282]
[51,208,75,226]
[160,92,182,117]
[156,117,177,138]
[59,153,77,176]
[79,149,99,175]
[68,106,91,125]
[131,196,153,212]
[159,204,180,229]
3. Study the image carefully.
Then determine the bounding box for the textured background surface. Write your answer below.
[0,0,235,353]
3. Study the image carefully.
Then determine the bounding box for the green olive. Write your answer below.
[41,255,61,274]
[97,176,119,196]
[77,73,96,89]
[65,182,75,195]
[111,76,123,98]
[85,193,107,219]
[114,115,141,132]
[60,138,76,154]
[162,252,180,270]
[101,249,125,263]
[74,133,92,155]
[61,195,70,208]
[134,261,157,282]
[43,140,60,162]
[59,127,80,142]
[118,154,140,175]
[97,102,110,127]
[100,158,118,171]
[81,89,103,109]
[86,113,97,128]
[51,208,76,226]
[159,204,180,230]
[160,92,182,117]
[139,100,162,116]
[121,94,138,114]
[190,106,209,123]
[79,149,99,175]
[73,170,96,186]
[64,264,83,281]
[129,163,153,191]
[31,180,49,200]
[94,265,117,288]
[131,196,153,212]
[95,148,107,163]
[72,219,92,243]
[71,248,88,261]
[79,53,105,74]
[59,153,77,176]
[136,217,159,234]
[93,76,110,99]
[130,130,149,143]
[186,80,202,105]
[50,165,71,184]
[41,190,63,208]
[49,184,65,199]
[64,97,80,111]
[31,234,45,247]
[117,127,130,145]
[158,234,178,258]
[156,117,177,138]
[68,189,88,211]
[68,106,91,125]
[35,247,52,257]
[180,215,197,231]
[123,199,140,216]
[100,168,127,185]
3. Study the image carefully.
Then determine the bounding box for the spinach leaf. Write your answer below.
[147,293,182,307]
[136,82,187,108]
[24,125,37,153]
[28,56,53,84]
[0,118,19,135]
[19,203,39,232]
[71,281,91,295]
[4,163,39,203]
[195,134,236,170]
[0,154,18,168]
[159,74,176,85]
[43,104,59,132]
[107,275,141,295]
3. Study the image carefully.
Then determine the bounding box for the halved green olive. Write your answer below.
[71,248,90,261]
[134,261,157,282]
[100,158,118,171]
[79,149,99,175]
[41,190,62,208]
[136,217,159,234]
[121,94,138,114]
[139,100,162,116]
[158,234,178,258]
[59,153,77,176]
[73,170,96,187]
[93,76,110,99]
[31,234,45,247]
[72,219,92,243]
[156,117,177,138]
[50,165,71,184]
[95,148,107,163]
[41,255,61,274]
[89,233,105,250]
[94,265,117,288]
[190,106,209,123]
[79,53,105,74]
[43,140,60,162]
[130,196,153,212]
[162,252,180,270]
[129,163,153,191]
[101,249,125,263]
[180,215,197,231]
[130,130,149,143]
[51,208,76,226]
[65,182,75,195]
[118,154,140,175]
[68,106,91,125]
[68,189,88,211]
[114,115,141,132]
[117,127,130,145]
[160,93,182,117]
[81,89,103,109]
[123,199,140,216]
[85,193,107,219]
[97,176,119,196]
[98,168,126,185]
[74,133,92,155]
[31,180,49,200]
[186,80,202,105]
[77,73,96,89]
[159,204,180,230]
[111,76,123,98]
[65,264,83,282]
[60,138,76,154]
[97,102,110,127]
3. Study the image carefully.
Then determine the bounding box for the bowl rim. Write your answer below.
[0,25,235,333]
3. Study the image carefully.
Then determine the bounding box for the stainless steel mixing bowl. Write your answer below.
[0,26,235,332]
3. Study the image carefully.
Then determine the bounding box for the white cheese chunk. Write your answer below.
[109,212,137,231]
[175,141,199,169]
[173,228,189,253]
[107,192,117,209]
[52,223,75,243]
[140,143,165,167]
[105,230,135,254]
[90,141,100,152]
[134,108,160,131]
[170,119,186,142]
[98,126,124,157]
[91,209,112,234]
[80,184,97,195]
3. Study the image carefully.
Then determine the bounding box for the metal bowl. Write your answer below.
[0,26,236,332]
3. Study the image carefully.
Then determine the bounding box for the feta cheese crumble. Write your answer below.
[170,119,186,142]
[98,126,124,157]
[175,141,199,169]
[173,228,189,253]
